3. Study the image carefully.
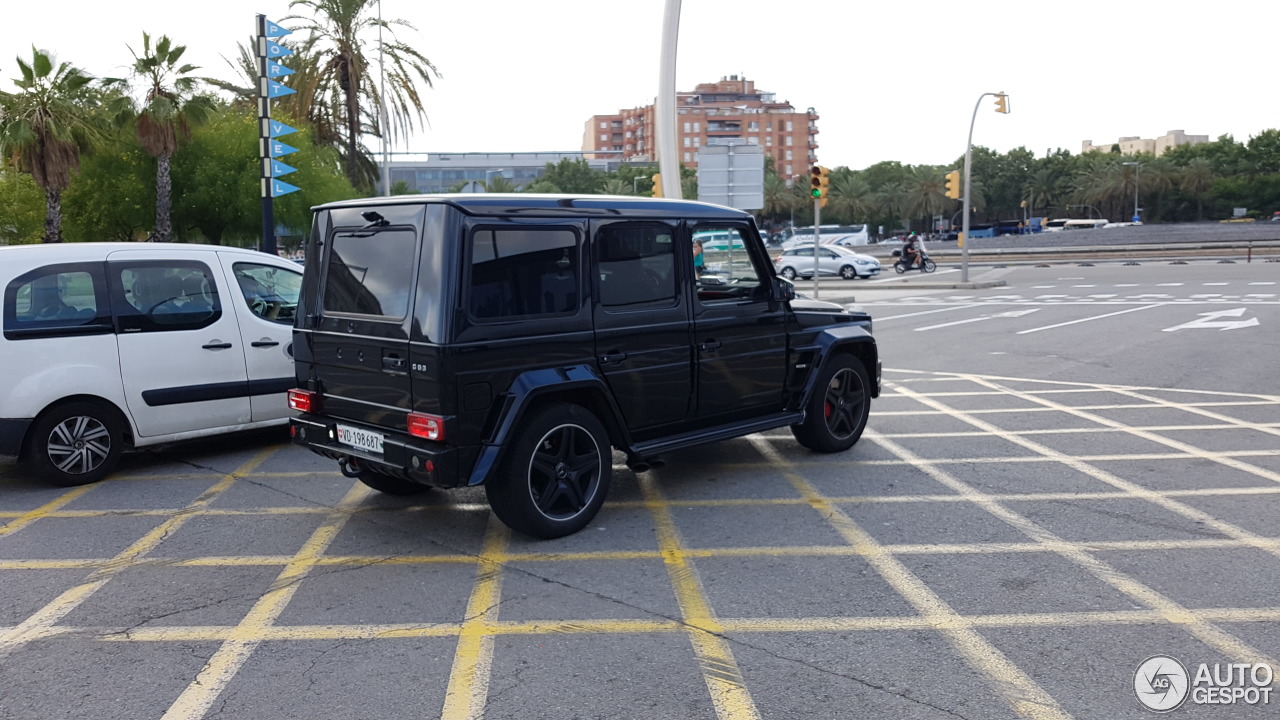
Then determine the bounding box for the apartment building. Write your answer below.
[1082,129,1208,157]
[583,75,818,180]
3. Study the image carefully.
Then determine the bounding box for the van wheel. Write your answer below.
[486,404,611,539]
[791,355,870,453]
[24,401,124,486]
[357,470,431,496]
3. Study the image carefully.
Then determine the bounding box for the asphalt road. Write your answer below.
[1,257,1278,720]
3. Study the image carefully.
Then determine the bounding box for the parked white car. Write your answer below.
[0,243,303,486]
[773,245,881,280]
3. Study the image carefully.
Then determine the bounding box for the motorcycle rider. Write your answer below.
[903,233,922,269]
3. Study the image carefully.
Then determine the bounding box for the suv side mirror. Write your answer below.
[776,277,797,302]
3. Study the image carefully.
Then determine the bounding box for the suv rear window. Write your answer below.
[323,229,417,318]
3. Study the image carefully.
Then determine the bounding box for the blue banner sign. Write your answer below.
[264,21,291,38]
[261,119,298,138]
[268,62,295,78]
[271,160,297,177]
[269,140,299,158]
[272,179,301,197]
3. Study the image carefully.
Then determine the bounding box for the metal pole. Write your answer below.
[378,0,390,196]
[257,14,276,256]
[812,199,821,298]
[655,0,682,199]
[1134,164,1140,222]
[961,94,990,284]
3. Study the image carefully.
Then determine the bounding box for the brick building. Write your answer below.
[583,75,819,180]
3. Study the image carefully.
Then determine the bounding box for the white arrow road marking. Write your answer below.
[864,268,960,284]
[1162,307,1261,332]
[915,308,1040,332]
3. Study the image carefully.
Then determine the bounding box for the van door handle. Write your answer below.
[599,350,628,364]
[202,341,233,350]
[698,340,722,352]
[251,339,280,348]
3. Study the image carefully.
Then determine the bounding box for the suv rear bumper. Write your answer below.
[289,415,463,488]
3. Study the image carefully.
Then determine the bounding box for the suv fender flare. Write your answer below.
[466,365,628,486]
[797,327,881,410]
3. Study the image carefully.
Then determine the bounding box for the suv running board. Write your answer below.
[628,411,804,466]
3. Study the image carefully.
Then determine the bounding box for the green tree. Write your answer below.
[539,158,601,194]
[0,167,45,244]
[0,48,100,242]
[286,0,440,191]
[484,175,520,193]
[61,135,153,242]
[1178,157,1215,220]
[107,33,216,242]
[390,179,415,195]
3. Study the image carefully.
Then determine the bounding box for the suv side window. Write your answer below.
[596,223,676,309]
[3,262,111,340]
[694,224,769,303]
[113,261,222,333]
[233,262,302,324]
[468,227,579,320]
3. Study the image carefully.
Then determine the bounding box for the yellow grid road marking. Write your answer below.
[160,480,370,720]
[640,475,762,720]
[439,517,510,720]
[749,438,1071,720]
[867,390,1280,675]
[0,483,98,536]
[0,449,275,660]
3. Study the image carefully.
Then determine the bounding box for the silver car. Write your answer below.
[773,244,881,280]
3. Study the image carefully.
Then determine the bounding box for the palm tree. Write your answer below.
[900,166,952,226]
[0,48,100,243]
[485,175,520,193]
[1023,168,1057,215]
[828,174,874,222]
[1179,157,1215,221]
[286,0,440,191]
[107,34,215,242]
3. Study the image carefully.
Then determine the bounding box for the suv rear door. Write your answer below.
[590,219,692,433]
[303,207,422,434]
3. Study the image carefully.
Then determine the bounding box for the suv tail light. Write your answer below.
[408,412,445,442]
[288,389,319,413]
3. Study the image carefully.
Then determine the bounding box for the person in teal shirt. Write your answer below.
[693,239,705,277]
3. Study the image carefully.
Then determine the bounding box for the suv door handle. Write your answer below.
[698,340,722,352]
[251,339,280,348]
[382,354,407,371]
[599,351,628,365]
[202,341,233,350]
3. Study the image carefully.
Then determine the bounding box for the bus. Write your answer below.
[785,224,871,247]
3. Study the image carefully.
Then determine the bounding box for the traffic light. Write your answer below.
[651,173,663,197]
[810,165,831,207]
[945,170,961,200]
[994,93,1009,114]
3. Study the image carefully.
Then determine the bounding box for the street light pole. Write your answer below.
[961,92,1007,283]
[377,0,390,197]
[1123,161,1141,223]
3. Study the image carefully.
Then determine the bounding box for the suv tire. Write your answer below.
[791,355,870,452]
[486,403,611,539]
[358,469,432,496]
[24,401,124,486]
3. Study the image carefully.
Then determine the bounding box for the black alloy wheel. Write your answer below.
[791,355,870,453]
[486,403,612,538]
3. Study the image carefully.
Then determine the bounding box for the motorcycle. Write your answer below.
[891,247,936,274]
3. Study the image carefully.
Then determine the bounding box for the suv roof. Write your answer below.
[314,193,751,221]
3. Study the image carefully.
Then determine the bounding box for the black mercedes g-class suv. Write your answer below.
[289,195,879,538]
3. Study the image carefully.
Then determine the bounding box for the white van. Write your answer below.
[0,243,303,486]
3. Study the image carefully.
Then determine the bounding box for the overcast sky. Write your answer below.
[3,0,1272,171]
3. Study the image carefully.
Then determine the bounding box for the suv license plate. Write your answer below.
[336,424,384,454]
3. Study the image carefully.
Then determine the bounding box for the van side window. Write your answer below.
[233,262,303,324]
[468,228,578,320]
[3,264,110,339]
[596,223,676,309]
[323,228,417,318]
[113,262,222,333]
